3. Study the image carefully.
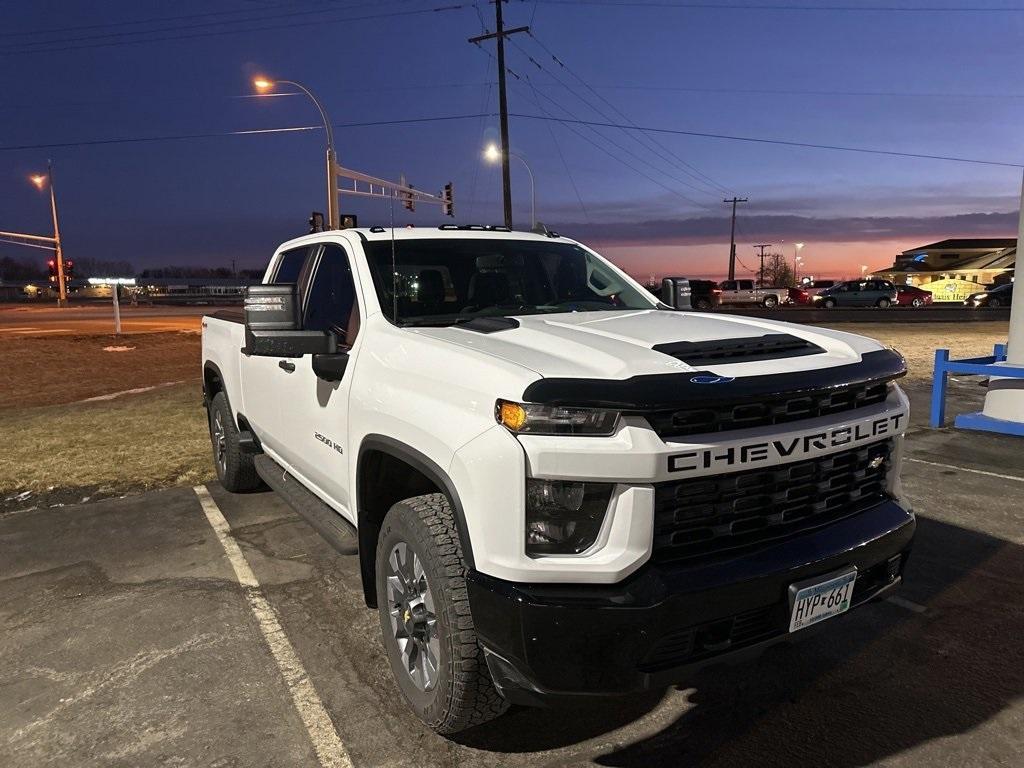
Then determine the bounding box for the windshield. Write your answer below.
[364,238,658,326]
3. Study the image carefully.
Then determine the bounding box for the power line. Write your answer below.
[508,113,1024,167]
[504,41,722,206]
[0,4,466,56]
[0,0,394,39]
[525,1,1024,13]
[545,83,1024,100]
[523,30,734,195]
[0,114,491,153]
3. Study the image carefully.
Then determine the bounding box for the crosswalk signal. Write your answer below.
[308,211,325,233]
[442,182,454,217]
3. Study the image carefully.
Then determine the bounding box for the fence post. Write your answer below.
[930,349,950,428]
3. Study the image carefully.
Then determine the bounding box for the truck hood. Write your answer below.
[412,309,886,380]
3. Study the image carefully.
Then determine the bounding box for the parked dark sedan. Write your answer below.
[965,283,1013,308]
[895,285,934,308]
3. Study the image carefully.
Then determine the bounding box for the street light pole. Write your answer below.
[793,242,805,283]
[255,77,339,230]
[35,162,68,307]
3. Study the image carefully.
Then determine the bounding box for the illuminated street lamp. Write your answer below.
[31,163,68,307]
[793,242,805,281]
[253,75,339,229]
[484,143,535,229]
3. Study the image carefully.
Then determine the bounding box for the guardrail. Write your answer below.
[931,343,1024,435]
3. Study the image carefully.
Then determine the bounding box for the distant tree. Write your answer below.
[138,265,236,279]
[0,255,46,281]
[71,257,134,278]
[761,253,795,287]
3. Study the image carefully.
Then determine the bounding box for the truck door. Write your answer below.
[273,242,362,516]
[239,244,314,458]
[737,279,756,303]
[719,280,737,304]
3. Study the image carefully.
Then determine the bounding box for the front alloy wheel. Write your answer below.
[385,542,440,692]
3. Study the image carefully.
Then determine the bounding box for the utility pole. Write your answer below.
[469,1,529,229]
[753,243,772,286]
[724,197,748,281]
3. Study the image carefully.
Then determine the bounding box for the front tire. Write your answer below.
[822,297,837,309]
[989,297,1001,308]
[208,391,260,492]
[911,297,923,308]
[376,494,508,734]
[876,297,891,308]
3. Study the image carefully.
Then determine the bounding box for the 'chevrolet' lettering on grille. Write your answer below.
[666,412,905,473]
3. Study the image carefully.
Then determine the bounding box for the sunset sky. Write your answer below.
[3,1,1024,280]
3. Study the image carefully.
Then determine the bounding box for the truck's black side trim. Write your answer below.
[357,435,475,569]
[253,454,358,555]
[521,348,906,410]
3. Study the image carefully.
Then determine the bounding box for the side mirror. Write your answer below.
[312,353,350,382]
[243,284,335,357]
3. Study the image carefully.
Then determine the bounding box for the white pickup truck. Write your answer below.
[718,278,790,308]
[201,225,914,734]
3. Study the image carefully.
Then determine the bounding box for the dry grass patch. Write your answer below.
[0,382,213,507]
[0,331,201,409]
[826,323,1008,382]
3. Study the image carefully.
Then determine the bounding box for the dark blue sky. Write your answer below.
[3,0,1024,279]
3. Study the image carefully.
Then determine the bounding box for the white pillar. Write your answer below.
[980,169,1024,422]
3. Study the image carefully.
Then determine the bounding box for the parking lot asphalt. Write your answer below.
[2,383,1023,768]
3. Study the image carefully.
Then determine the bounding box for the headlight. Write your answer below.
[525,479,613,556]
[495,400,619,436]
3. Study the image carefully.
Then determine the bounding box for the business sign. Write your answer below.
[915,278,979,303]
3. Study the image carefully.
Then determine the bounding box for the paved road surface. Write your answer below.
[0,305,228,336]
[2,387,1022,767]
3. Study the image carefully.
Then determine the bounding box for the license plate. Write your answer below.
[788,569,857,632]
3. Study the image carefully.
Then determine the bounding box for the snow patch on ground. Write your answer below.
[102,346,136,352]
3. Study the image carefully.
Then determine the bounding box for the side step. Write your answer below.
[253,454,358,555]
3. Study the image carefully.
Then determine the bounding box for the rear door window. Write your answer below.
[271,247,309,284]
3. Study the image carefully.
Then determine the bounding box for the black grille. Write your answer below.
[654,441,892,564]
[646,379,890,439]
[653,334,824,366]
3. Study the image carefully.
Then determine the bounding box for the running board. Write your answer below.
[253,454,358,555]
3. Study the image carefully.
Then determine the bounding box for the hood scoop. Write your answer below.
[653,333,825,366]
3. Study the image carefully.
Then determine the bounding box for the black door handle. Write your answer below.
[278,360,296,373]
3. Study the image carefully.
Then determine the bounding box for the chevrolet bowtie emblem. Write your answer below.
[869,456,885,469]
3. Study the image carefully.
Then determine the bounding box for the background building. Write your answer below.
[872,238,1015,302]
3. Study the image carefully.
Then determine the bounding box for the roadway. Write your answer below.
[2,383,1022,767]
[0,304,228,336]
[0,301,1011,337]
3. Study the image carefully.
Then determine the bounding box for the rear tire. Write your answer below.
[376,493,508,734]
[208,391,260,492]
[876,298,891,308]
[762,295,779,309]
[694,298,712,311]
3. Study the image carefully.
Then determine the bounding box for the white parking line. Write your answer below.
[193,485,353,768]
[905,457,1024,483]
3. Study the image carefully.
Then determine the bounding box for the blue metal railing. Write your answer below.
[930,342,1024,435]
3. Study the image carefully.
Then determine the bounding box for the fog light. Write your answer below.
[525,479,613,556]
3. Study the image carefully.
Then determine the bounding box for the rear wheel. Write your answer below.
[376,493,508,734]
[694,298,712,311]
[208,391,260,492]
[762,295,779,309]
[876,297,891,308]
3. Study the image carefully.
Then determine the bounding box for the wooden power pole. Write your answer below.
[469,1,529,229]
[724,196,748,281]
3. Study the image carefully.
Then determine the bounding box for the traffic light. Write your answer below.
[64,259,74,280]
[47,259,57,282]
[442,182,454,217]
[340,214,357,229]
[308,211,325,233]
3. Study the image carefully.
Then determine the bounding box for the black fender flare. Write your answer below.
[356,435,475,603]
